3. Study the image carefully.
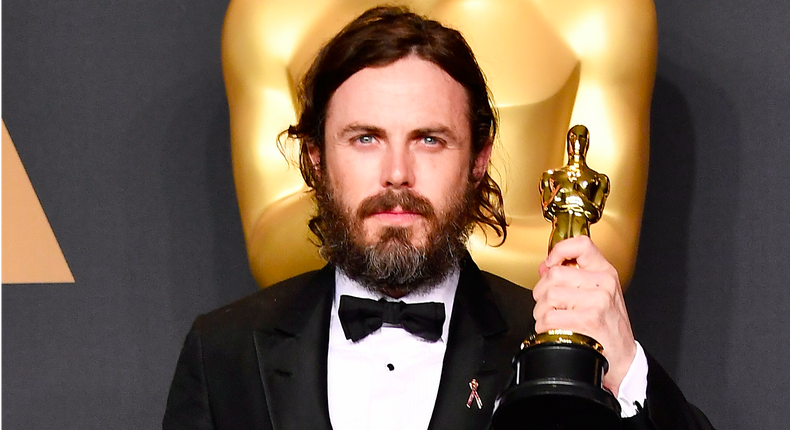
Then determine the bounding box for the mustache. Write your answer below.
[356,190,436,220]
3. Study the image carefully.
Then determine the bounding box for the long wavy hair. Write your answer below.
[280,5,508,245]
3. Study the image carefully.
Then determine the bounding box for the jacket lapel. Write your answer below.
[428,259,516,430]
[249,260,524,430]
[254,265,335,430]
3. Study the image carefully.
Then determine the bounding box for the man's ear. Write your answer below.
[472,140,493,185]
[307,143,322,176]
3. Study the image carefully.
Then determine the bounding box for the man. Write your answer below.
[164,7,713,430]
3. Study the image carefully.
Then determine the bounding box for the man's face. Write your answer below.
[311,55,491,294]
[318,55,489,246]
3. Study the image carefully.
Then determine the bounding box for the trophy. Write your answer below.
[492,125,620,430]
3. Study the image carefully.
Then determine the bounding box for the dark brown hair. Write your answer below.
[282,5,507,244]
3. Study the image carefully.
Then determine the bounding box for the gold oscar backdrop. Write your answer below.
[221,0,657,289]
[2,120,74,284]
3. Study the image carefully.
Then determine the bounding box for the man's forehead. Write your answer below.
[324,56,470,136]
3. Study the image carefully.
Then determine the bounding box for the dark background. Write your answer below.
[3,1,789,428]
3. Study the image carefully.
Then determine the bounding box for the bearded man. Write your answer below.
[163,6,713,430]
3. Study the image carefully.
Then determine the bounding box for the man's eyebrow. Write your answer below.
[409,126,458,140]
[338,124,385,136]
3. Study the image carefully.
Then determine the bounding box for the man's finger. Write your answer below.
[533,264,583,302]
[538,261,550,278]
[545,235,613,273]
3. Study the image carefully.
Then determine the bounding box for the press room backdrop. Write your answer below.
[3,1,789,428]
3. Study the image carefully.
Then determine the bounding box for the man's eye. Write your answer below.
[423,136,439,145]
[357,135,375,144]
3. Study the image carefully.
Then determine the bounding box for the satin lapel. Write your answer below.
[254,266,335,430]
[428,260,513,430]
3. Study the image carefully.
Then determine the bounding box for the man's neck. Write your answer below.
[378,286,418,299]
[337,264,461,300]
[335,266,460,303]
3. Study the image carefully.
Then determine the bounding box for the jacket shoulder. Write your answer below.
[481,270,535,307]
[191,268,328,334]
[481,271,533,296]
[480,270,536,333]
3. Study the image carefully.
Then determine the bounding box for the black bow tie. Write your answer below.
[338,295,446,342]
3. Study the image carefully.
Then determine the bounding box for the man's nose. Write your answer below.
[381,144,414,188]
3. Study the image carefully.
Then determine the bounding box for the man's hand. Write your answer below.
[532,236,636,396]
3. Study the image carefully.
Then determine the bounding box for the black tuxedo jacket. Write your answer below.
[163,259,714,430]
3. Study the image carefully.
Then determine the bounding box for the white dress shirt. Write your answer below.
[327,268,648,430]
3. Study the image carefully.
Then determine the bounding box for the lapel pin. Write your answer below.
[466,378,482,409]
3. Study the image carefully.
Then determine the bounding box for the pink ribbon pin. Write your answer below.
[466,379,482,409]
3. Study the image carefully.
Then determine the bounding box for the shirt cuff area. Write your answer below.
[616,340,648,418]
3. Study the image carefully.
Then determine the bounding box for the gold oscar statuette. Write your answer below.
[493,126,621,430]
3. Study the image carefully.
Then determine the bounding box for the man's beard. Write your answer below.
[314,182,475,297]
